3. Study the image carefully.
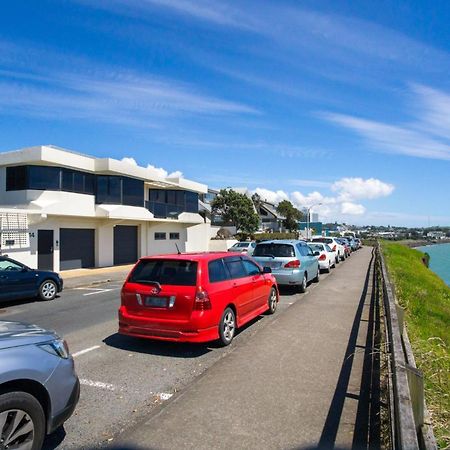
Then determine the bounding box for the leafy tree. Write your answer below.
[276,200,304,232]
[211,189,260,236]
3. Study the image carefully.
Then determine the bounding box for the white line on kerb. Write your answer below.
[72,345,101,358]
[80,379,116,391]
[157,393,173,401]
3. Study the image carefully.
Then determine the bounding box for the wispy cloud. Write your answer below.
[321,84,450,161]
[0,45,259,126]
[74,0,259,30]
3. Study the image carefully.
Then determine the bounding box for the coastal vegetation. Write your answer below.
[382,242,450,447]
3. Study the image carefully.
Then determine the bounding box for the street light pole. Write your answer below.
[306,203,322,240]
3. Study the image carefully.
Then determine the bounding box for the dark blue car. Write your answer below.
[0,256,63,302]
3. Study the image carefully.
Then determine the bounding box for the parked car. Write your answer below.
[0,321,79,450]
[252,240,319,293]
[228,241,256,256]
[311,237,345,262]
[0,256,63,302]
[308,242,336,272]
[355,238,362,249]
[336,238,352,257]
[119,252,279,346]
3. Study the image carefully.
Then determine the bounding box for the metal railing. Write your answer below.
[375,244,437,449]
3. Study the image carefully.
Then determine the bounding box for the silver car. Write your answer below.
[228,241,256,256]
[0,321,79,450]
[252,240,320,292]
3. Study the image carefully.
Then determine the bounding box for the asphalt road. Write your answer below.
[0,256,351,449]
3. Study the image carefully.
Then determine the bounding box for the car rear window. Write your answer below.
[234,243,249,248]
[308,244,323,252]
[313,238,333,244]
[129,259,198,286]
[253,243,295,258]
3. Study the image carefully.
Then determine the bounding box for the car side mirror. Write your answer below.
[314,251,320,256]
[21,267,29,272]
[262,266,272,274]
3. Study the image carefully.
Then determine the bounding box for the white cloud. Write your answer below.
[167,170,183,179]
[322,84,450,161]
[121,157,138,166]
[253,188,288,204]
[246,176,394,220]
[119,158,184,179]
[341,202,366,215]
[332,177,394,201]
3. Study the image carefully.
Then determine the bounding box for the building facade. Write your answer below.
[0,146,211,271]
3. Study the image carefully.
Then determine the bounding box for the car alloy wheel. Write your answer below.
[39,281,57,301]
[267,288,277,314]
[219,308,236,346]
[0,409,35,450]
[299,274,307,293]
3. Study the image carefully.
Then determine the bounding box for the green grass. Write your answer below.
[382,241,450,448]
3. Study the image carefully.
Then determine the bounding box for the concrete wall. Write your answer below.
[208,239,238,252]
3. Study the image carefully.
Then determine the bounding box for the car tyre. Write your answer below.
[326,262,331,273]
[39,279,57,301]
[298,274,307,293]
[0,391,45,450]
[219,307,236,346]
[313,268,320,283]
[267,287,278,315]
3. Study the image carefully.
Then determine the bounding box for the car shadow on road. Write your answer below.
[42,426,66,450]
[278,285,300,296]
[103,333,212,358]
[0,295,62,310]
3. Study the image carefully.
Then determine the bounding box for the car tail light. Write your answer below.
[332,245,336,251]
[319,254,326,261]
[284,259,301,268]
[194,288,212,310]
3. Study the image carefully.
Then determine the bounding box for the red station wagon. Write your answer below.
[119,252,279,346]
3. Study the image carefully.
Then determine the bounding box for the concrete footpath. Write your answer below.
[114,246,376,450]
[60,264,133,289]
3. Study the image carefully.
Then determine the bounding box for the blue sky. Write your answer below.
[1,0,449,227]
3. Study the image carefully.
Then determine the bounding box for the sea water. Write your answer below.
[416,243,450,286]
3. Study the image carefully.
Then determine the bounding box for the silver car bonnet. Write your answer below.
[0,321,58,349]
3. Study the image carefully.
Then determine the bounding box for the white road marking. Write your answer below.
[80,379,116,391]
[157,393,173,401]
[82,289,115,296]
[72,345,101,358]
[74,287,107,291]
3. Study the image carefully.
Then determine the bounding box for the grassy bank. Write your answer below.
[382,242,450,447]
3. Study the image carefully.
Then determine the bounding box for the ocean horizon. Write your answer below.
[417,242,450,286]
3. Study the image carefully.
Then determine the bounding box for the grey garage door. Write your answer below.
[60,228,95,270]
[114,225,138,265]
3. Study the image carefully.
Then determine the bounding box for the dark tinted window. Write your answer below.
[147,189,198,217]
[312,238,333,244]
[185,191,199,213]
[84,173,95,194]
[28,166,60,190]
[155,232,166,240]
[96,176,109,203]
[109,177,122,203]
[169,232,180,240]
[122,177,144,206]
[242,259,260,276]
[253,243,295,258]
[208,259,229,283]
[130,259,198,286]
[224,257,248,279]
[6,166,27,190]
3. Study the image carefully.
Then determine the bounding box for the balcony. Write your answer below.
[146,201,184,219]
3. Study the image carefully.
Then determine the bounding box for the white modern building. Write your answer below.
[0,145,211,272]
